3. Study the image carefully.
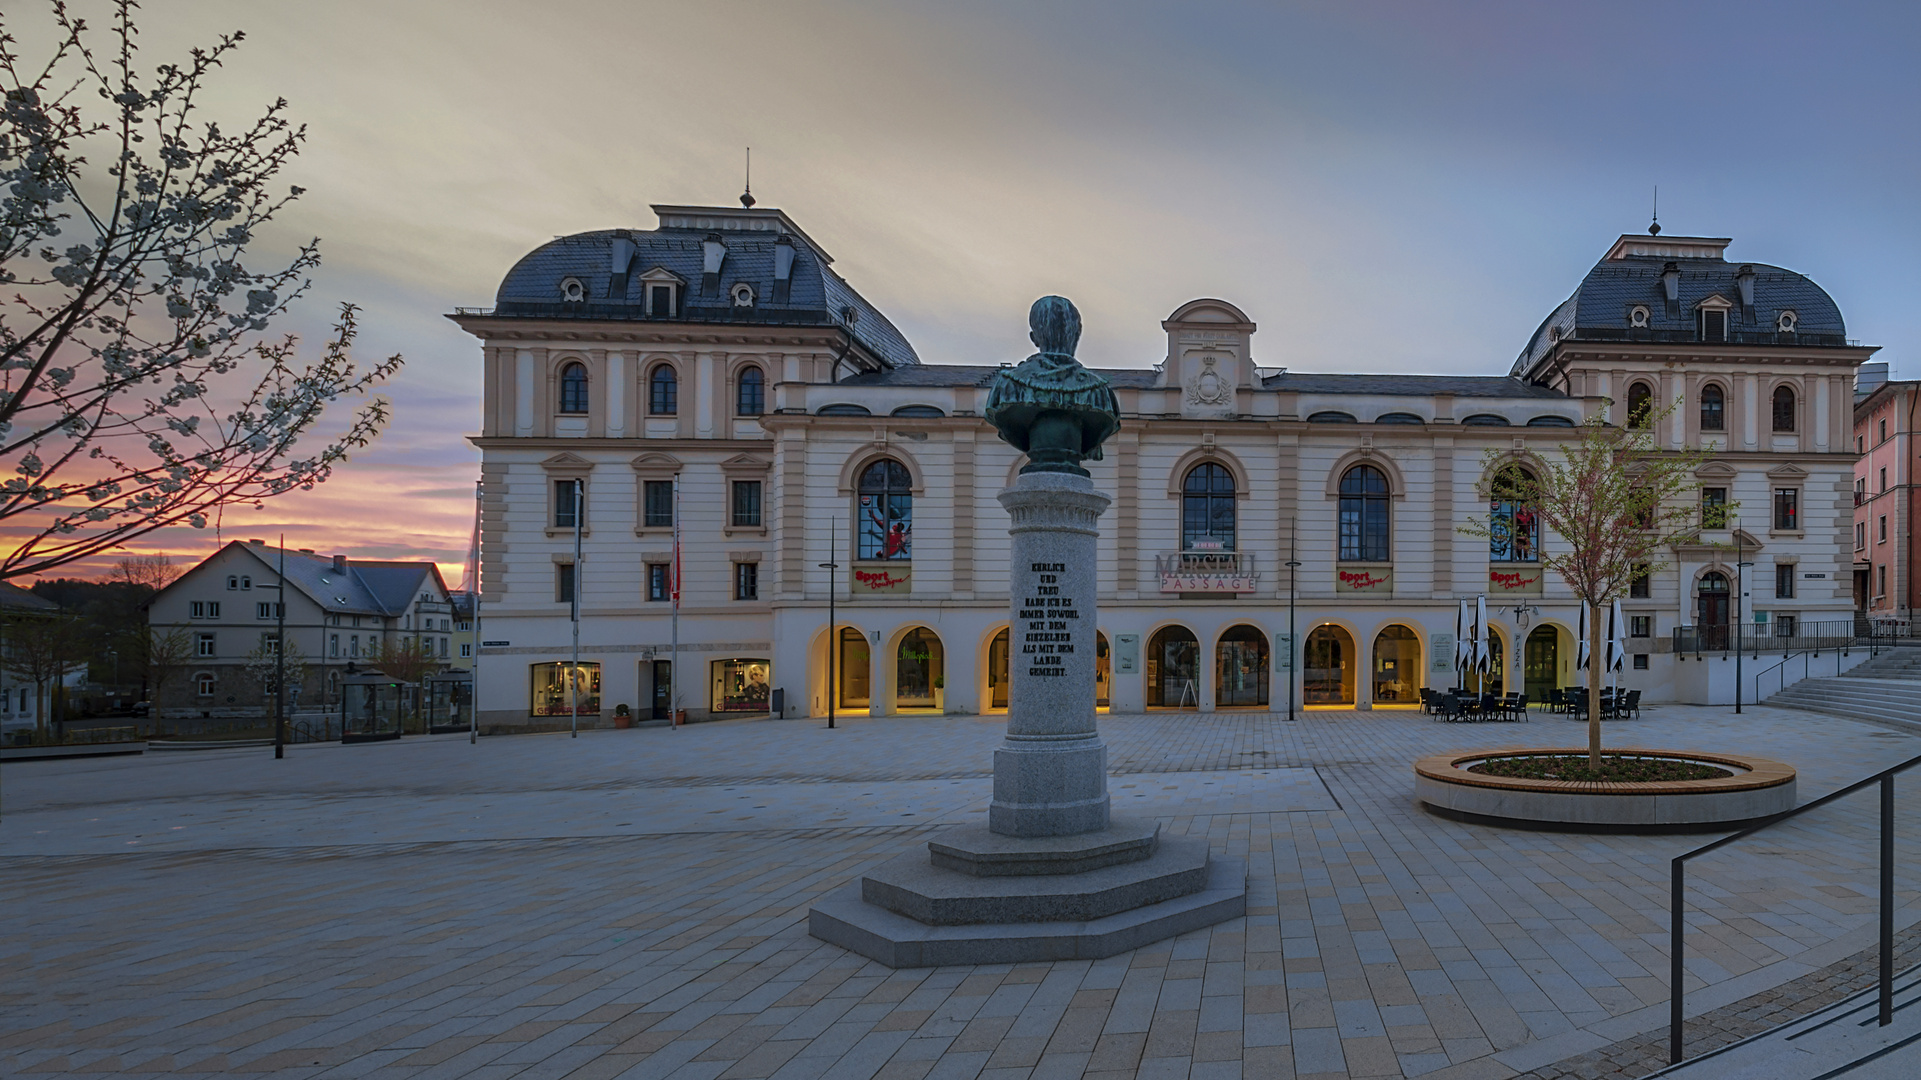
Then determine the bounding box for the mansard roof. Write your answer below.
[1514,232,1849,377]
[486,205,918,369]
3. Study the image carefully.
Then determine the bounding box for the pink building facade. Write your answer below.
[1853,377,1920,623]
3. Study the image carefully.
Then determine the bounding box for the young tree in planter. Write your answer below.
[0,3,401,581]
[243,636,306,713]
[1462,400,1715,767]
[2,608,84,739]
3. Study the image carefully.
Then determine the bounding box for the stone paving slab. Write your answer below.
[2,705,1919,1079]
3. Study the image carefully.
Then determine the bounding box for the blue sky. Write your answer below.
[22,0,1921,577]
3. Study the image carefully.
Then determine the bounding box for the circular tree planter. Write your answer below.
[1414,747,1796,832]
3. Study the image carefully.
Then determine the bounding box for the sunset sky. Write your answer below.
[13,0,1921,585]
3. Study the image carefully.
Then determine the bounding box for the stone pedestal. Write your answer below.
[809,470,1245,967]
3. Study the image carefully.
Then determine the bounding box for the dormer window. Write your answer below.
[1629,305,1650,328]
[1777,310,1798,333]
[639,267,682,319]
[560,277,586,303]
[1698,308,1727,341]
[730,282,756,308]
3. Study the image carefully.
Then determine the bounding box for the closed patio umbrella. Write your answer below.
[1474,595,1491,676]
[1456,600,1471,682]
[1609,599,1628,674]
[1577,602,1591,671]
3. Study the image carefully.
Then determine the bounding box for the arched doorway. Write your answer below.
[1216,625,1269,708]
[1698,572,1730,650]
[1096,632,1112,709]
[837,627,870,709]
[895,627,944,710]
[1371,626,1420,705]
[1146,626,1200,708]
[1524,626,1559,702]
[987,628,1011,710]
[1303,625,1356,706]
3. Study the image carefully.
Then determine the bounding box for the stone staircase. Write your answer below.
[1766,645,1921,730]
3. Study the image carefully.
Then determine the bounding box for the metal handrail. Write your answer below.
[1670,752,1921,1063]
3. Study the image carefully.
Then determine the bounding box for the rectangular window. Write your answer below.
[350,634,360,657]
[1629,563,1651,598]
[643,481,674,528]
[647,563,670,602]
[456,620,472,632]
[1776,614,1798,637]
[554,479,585,529]
[1630,615,1651,638]
[440,637,449,658]
[532,661,600,717]
[261,634,279,655]
[196,633,216,658]
[1700,309,1727,341]
[226,575,239,590]
[460,642,472,659]
[731,480,762,528]
[1880,419,1887,443]
[329,634,339,657]
[648,285,672,318]
[256,601,283,620]
[1857,477,1868,506]
[557,563,576,604]
[1776,563,1795,599]
[1880,515,1889,543]
[1879,467,1888,493]
[1632,654,1649,670]
[1858,521,1868,550]
[1772,488,1798,531]
[1879,564,1887,597]
[734,561,758,601]
[711,658,771,713]
[1701,487,1728,529]
[190,600,221,619]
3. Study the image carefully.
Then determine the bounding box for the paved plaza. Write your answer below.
[3,704,1919,1079]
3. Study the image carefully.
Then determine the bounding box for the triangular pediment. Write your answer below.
[1695,293,1734,311]
[1766,462,1810,480]
[719,453,771,474]
[539,452,594,473]
[1695,460,1738,479]
[629,452,684,475]
[638,266,684,284]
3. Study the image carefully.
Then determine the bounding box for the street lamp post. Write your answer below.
[1285,521,1300,722]
[819,517,840,730]
[1736,525,1753,715]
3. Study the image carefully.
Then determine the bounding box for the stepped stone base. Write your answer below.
[865,834,1208,925]
[810,855,1247,968]
[928,818,1159,877]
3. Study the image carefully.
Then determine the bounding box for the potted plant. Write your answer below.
[613,703,632,729]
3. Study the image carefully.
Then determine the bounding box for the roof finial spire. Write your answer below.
[1649,185,1661,236]
[739,148,756,208]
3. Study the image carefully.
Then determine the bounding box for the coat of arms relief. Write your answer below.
[1182,354,1236,417]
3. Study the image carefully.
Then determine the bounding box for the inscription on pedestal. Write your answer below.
[1017,562,1081,679]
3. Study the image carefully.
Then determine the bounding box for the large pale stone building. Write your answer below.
[454,206,1871,727]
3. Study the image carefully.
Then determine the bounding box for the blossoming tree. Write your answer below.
[0,2,400,579]
[1463,400,1715,766]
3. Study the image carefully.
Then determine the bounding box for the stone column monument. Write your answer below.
[810,297,1246,967]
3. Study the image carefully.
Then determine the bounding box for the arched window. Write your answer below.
[1182,463,1236,550]
[857,459,913,561]
[735,366,764,416]
[1772,385,1797,432]
[1489,467,1537,562]
[558,362,589,414]
[988,628,1011,710]
[895,627,944,709]
[1338,465,1390,562]
[1371,625,1421,704]
[1626,382,1653,428]
[1145,626,1199,708]
[1700,384,1725,432]
[649,364,678,415]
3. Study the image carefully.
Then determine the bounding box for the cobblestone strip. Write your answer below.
[1521,923,1921,1079]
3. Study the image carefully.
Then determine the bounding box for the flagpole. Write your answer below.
[671,472,681,727]
[570,477,582,739]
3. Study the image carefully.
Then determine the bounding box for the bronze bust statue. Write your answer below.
[984,296,1121,476]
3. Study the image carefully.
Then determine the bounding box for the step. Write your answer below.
[1653,966,1921,1078]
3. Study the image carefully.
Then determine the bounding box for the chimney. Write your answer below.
[1661,261,1681,318]
[701,233,726,295]
[773,233,796,304]
[1856,362,1890,402]
[298,548,314,555]
[331,554,347,573]
[249,538,265,546]
[1735,264,1756,317]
